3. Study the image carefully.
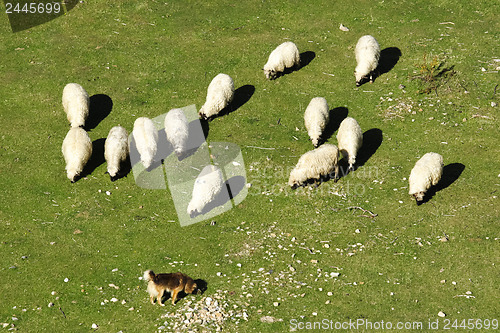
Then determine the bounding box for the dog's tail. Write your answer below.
[143,270,155,282]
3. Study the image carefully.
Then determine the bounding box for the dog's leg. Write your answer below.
[158,290,165,306]
[171,289,179,305]
[150,294,155,305]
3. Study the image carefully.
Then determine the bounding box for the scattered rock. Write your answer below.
[339,23,350,31]
[260,316,282,323]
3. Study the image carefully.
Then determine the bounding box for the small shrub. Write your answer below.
[412,54,456,94]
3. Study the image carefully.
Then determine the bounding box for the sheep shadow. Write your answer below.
[299,51,316,69]
[337,128,383,179]
[270,51,316,80]
[225,175,246,200]
[177,119,210,160]
[78,138,106,180]
[321,107,349,144]
[355,47,402,87]
[109,156,131,182]
[192,176,246,217]
[86,94,113,131]
[128,132,172,172]
[376,47,402,78]
[418,163,465,205]
[217,85,255,118]
[357,128,383,167]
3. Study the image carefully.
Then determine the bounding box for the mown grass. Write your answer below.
[0,0,499,331]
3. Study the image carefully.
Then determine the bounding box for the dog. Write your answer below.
[143,270,198,306]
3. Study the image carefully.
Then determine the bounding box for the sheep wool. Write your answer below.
[264,41,300,80]
[62,127,92,182]
[132,117,158,169]
[62,83,90,128]
[105,126,129,181]
[354,35,380,86]
[304,97,329,147]
[187,165,225,218]
[288,144,339,188]
[198,74,234,120]
[164,108,189,158]
[336,117,363,171]
[408,152,444,202]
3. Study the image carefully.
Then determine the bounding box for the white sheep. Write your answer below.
[62,127,92,182]
[187,165,225,218]
[288,144,339,188]
[304,97,329,147]
[132,117,158,169]
[105,126,129,181]
[263,41,300,80]
[164,108,189,158]
[62,83,90,128]
[336,117,363,172]
[198,74,234,120]
[354,35,380,86]
[408,152,444,202]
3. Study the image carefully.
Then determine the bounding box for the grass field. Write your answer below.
[0,0,499,332]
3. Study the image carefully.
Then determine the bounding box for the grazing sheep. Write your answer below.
[198,74,234,120]
[263,41,300,80]
[62,127,92,182]
[62,83,90,128]
[409,152,444,202]
[304,97,329,147]
[288,144,339,188]
[187,165,225,218]
[336,117,363,172]
[354,35,380,86]
[132,117,158,169]
[105,126,129,181]
[164,108,189,158]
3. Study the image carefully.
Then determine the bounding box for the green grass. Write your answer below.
[1,0,499,331]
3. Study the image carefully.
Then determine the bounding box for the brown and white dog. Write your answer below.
[143,270,197,306]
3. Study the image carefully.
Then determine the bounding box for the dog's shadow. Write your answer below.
[167,279,208,304]
[418,163,465,205]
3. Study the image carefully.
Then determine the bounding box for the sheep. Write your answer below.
[408,152,444,202]
[198,74,234,120]
[164,108,189,158]
[104,126,129,181]
[354,35,380,86]
[62,83,90,128]
[263,41,300,80]
[336,117,363,172]
[288,144,339,189]
[187,165,225,218]
[62,127,92,182]
[304,97,329,147]
[132,117,158,169]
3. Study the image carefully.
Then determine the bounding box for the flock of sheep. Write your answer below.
[61,35,444,216]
